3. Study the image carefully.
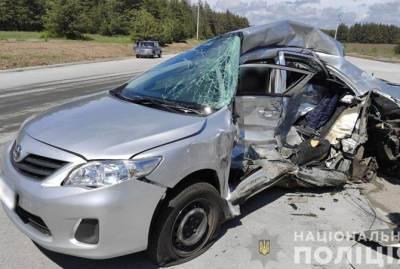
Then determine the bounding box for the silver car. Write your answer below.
[135,41,162,58]
[1,21,400,265]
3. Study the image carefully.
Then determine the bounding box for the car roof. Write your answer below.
[232,20,344,57]
[137,41,158,43]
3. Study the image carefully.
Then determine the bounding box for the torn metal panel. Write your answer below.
[229,145,295,203]
[292,167,348,187]
[325,148,351,173]
[229,160,296,204]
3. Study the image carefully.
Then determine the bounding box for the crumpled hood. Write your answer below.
[24,93,206,160]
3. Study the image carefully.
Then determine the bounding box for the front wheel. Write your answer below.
[148,182,223,266]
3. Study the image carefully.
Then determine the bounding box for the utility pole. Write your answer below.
[196,0,200,40]
[334,14,342,40]
[334,22,339,40]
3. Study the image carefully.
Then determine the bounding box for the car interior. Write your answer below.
[228,49,400,204]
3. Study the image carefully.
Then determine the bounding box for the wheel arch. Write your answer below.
[147,169,222,247]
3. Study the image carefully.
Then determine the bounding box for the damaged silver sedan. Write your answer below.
[1,21,400,265]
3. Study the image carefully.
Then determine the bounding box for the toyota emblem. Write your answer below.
[13,144,22,162]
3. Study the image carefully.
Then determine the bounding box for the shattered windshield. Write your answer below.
[120,35,241,110]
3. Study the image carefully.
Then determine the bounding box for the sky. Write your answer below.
[202,0,400,29]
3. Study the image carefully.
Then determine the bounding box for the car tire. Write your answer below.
[136,55,140,58]
[147,182,224,266]
[158,53,162,58]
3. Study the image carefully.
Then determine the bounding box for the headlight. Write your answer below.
[64,157,162,188]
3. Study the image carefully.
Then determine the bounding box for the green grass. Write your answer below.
[83,34,132,43]
[0,31,133,43]
[344,43,400,61]
[0,31,44,41]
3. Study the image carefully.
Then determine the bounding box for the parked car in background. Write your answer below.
[134,41,162,58]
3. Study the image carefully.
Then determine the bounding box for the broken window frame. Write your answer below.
[276,51,329,75]
[238,63,315,96]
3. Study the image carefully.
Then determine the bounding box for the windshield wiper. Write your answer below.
[127,96,205,115]
[111,89,206,115]
[161,101,205,115]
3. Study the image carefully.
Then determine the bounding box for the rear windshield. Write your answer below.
[121,35,241,109]
[138,42,155,47]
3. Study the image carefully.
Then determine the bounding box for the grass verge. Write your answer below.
[0,31,203,70]
[345,43,400,62]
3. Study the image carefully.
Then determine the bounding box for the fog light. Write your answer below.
[75,219,99,244]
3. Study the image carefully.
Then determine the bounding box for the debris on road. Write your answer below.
[291,213,318,218]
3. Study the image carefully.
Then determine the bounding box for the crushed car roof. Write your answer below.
[232,20,400,99]
[235,20,344,57]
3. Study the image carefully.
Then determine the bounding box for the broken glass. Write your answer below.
[120,35,241,111]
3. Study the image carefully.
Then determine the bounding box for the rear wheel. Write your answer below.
[148,182,223,266]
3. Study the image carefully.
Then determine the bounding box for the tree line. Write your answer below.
[0,0,249,44]
[335,23,400,44]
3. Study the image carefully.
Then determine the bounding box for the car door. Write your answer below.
[230,63,315,203]
[234,64,314,146]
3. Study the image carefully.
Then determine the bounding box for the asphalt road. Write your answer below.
[0,56,175,146]
[0,56,400,269]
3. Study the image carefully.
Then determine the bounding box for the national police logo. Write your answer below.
[247,229,282,267]
[258,240,270,256]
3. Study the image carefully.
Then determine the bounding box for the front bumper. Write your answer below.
[0,138,166,259]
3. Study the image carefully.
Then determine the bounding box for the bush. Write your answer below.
[39,32,49,42]
[44,0,88,39]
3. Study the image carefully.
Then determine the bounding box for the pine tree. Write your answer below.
[336,23,349,42]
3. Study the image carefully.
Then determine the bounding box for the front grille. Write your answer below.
[15,205,51,235]
[11,151,68,180]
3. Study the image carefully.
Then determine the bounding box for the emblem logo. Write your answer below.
[13,144,22,162]
[258,240,270,256]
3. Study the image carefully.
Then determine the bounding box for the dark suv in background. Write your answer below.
[134,41,162,58]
